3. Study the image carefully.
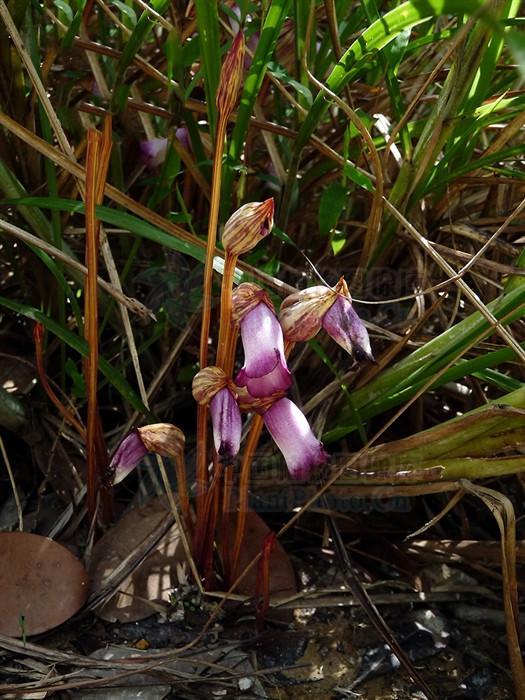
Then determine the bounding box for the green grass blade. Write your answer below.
[281,0,483,221]
[112,0,171,111]
[323,283,525,441]
[0,296,151,417]
[194,0,220,137]
[222,0,292,213]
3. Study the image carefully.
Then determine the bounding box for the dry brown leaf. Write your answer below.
[0,532,88,636]
[225,510,296,601]
[89,496,186,623]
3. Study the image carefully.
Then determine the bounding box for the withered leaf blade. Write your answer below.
[0,532,88,636]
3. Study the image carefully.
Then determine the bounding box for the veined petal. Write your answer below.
[107,430,147,485]
[263,398,327,480]
[322,294,373,361]
[236,303,291,398]
[210,387,242,459]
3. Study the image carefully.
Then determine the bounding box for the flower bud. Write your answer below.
[216,31,245,119]
[222,198,274,256]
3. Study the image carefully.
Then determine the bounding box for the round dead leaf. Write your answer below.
[89,496,186,623]
[0,532,88,636]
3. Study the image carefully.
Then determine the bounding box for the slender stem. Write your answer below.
[230,414,264,580]
[195,116,227,550]
[174,454,192,534]
[216,252,238,368]
[220,465,233,581]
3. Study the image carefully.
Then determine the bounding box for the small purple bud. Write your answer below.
[210,386,242,459]
[322,295,374,362]
[175,127,191,152]
[235,302,291,398]
[263,398,327,480]
[108,430,147,485]
[139,137,168,169]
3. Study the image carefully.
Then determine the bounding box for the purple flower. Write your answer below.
[139,137,168,169]
[107,430,147,485]
[322,294,373,361]
[236,302,292,398]
[263,398,327,480]
[175,127,191,152]
[210,387,242,458]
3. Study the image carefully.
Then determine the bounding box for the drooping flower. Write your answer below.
[279,277,373,362]
[210,387,242,458]
[107,423,185,485]
[222,198,274,256]
[263,398,327,480]
[107,430,147,485]
[192,366,242,459]
[321,292,373,361]
[233,284,291,399]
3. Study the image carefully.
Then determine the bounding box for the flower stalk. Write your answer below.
[194,30,245,571]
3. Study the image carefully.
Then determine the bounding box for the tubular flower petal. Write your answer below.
[236,302,291,398]
[107,430,147,485]
[139,137,168,169]
[210,387,242,458]
[222,198,274,256]
[321,294,373,361]
[107,423,185,486]
[263,398,327,480]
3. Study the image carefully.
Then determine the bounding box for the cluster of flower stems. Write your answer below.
[108,32,372,586]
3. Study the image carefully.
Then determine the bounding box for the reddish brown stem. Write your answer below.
[220,464,234,581]
[85,119,112,523]
[230,415,264,581]
[216,252,238,369]
[194,117,227,553]
[256,532,276,630]
[33,323,86,440]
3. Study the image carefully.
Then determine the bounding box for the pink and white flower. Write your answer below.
[263,398,327,480]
